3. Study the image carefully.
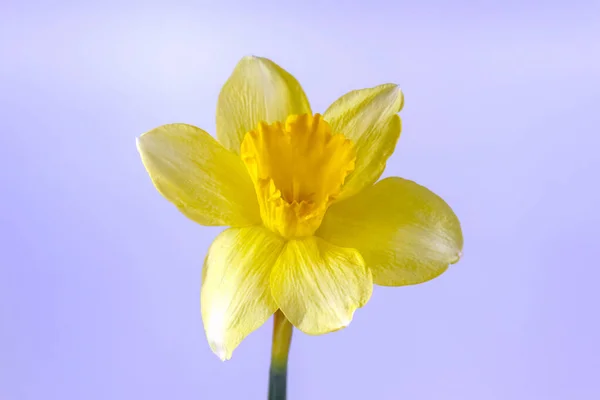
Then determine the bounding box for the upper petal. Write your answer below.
[270,237,372,335]
[216,56,312,154]
[317,177,463,286]
[201,226,285,360]
[137,123,261,226]
[323,84,404,199]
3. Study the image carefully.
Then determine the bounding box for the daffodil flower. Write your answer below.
[137,56,463,397]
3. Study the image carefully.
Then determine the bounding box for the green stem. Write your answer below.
[268,310,293,400]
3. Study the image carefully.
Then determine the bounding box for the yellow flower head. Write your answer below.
[137,56,463,361]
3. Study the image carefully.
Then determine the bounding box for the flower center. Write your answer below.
[241,113,356,238]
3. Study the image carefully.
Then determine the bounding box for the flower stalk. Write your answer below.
[268,310,293,400]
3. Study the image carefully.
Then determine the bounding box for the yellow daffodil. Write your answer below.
[137,56,463,363]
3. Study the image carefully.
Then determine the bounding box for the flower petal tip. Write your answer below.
[329,311,357,333]
[451,250,463,264]
[327,316,353,334]
[377,84,404,113]
[135,135,148,153]
[241,55,266,64]
[209,339,231,362]
[135,136,147,157]
[388,84,404,111]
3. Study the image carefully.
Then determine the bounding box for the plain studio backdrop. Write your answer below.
[1,1,599,399]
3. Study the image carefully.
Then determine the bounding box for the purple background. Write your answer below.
[1,1,599,399]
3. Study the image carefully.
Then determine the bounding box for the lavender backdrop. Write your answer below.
[1,1,599,399]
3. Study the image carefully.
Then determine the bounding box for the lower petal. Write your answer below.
[318,177,463,286]
[201,227,285,360]
[270,237,372,335]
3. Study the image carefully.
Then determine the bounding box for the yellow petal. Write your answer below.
[201,227,285,360]
[270,237,372,335]
[216,56,312,154]
[137,124,260,226]
[323,84,404,199]
[318,177,463,286]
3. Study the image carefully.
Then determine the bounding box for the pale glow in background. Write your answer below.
[1,1,599,399]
